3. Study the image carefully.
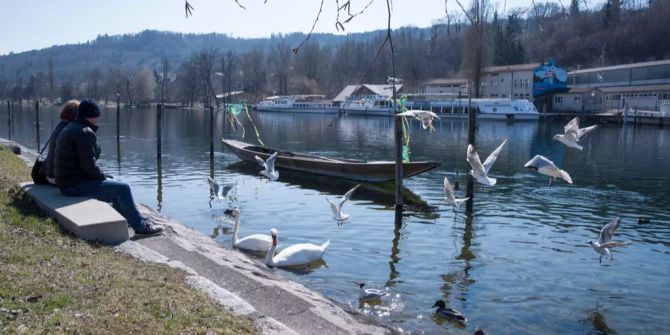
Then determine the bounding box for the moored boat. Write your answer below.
[256,95,336,114]
[222,139,440,182]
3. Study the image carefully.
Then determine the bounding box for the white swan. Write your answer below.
[265,228,330,267]
[254,151,279,181]
[466,139,507,186]
[553,116,598,150]
[228,208,272,252]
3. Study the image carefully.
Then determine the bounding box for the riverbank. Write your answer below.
[0,146,255,334]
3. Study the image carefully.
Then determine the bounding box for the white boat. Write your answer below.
[339,95,396,116]
[256,95,335,114]
[407,97,540,120]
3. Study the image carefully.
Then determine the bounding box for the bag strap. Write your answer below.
[36,127,59,159]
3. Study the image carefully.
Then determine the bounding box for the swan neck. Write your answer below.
[264,240,276,266]
[232,215,240,244]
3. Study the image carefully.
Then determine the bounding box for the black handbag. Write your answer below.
[30,133,55,185]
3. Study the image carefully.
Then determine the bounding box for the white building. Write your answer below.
[480,63,540,101]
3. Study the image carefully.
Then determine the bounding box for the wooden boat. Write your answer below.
[222,139,441,182]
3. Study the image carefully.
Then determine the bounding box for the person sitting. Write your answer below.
[42,99,79,185]
[54,99,163,236]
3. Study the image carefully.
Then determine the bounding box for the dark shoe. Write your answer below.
[134,223,164,236]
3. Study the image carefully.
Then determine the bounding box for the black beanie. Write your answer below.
[77,99,101,119]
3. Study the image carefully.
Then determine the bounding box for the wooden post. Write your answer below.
[209,106,214,160]
[6,101,10,140]
[157,104,162,159]
[116,93,121,140]
[466,92,476,214]
[35,101,40,150]
[394,98,403,208]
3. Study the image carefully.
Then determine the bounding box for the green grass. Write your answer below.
[0,147,255,334]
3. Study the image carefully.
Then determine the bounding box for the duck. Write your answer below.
[356,282,389,301]
[432,300,467,322]
[265,228,330,267]
[226,208,272,252]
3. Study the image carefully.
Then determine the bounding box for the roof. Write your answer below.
[422,78,469,86]
[482,63,541,74]
[568,59,670,75]
[332,84,403,102]
[598,84,670,93]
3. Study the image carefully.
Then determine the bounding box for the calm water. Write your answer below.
[3,104,670,334]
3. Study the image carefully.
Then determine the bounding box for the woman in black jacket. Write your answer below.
[41,99,79,185]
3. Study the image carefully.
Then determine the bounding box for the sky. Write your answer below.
[1,0,570,56]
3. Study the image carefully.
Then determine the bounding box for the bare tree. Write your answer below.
[132,68,157,105]
[195,49,218,107]
[459,0,491,98]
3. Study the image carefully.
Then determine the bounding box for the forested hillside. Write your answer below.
[0,0,667,105]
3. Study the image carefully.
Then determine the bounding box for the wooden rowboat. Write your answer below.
[222,139,441,182]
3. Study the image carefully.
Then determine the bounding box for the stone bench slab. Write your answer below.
[21,183,129,245]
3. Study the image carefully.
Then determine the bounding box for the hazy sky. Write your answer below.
[1,0,583,56]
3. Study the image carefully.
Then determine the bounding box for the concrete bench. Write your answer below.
[21,183,129,245]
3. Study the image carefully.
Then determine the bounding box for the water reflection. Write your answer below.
[583,306,617,335]
[386,207,404,287]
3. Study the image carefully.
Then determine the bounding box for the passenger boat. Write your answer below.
[339,95,396,116]
[222,139,440,182]
[255,95,336,114]
[406,96,540,120]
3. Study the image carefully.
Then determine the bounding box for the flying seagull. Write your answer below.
[355,282,389,301]
[588,217,632,263]
[443,176,469,210]
[466,139,508,186]
[523,155,573,186]
[553,117,598,150]
[254,151,279,181]
[207,177,235,205]
[396,110,441,130]
[325,184,360,222]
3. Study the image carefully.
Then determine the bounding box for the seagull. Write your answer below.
[466,139,508,186]
[325,184,360,222]
[443,176,469,210]
[588,217,632,263]
[553,117,598,150]
[523,155,573,186]
[254,151,279,181]
[207,177,235,203]
[396,110,441,130]
[355,282,389,301]
[432,300,467,322]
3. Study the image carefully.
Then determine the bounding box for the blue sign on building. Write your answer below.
[533,59,567,97]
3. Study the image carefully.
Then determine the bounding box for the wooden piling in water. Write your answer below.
[466,105,476,213]
[6,101,10,140]
[35,101,40,150]
[157,104,162,159]
[116,93,120,140]
[209,106,214,160]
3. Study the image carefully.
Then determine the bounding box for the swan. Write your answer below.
[553,116,598,150]
[227,208,272,252]
[356,282,389,300]
[466,139,507,186]
[264,228,330,267]
[587,217,632,263]
[523,155,573,186]
[254,151,279,181]
[432,300,467,322]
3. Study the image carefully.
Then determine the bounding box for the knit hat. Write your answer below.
[77,99,101,119]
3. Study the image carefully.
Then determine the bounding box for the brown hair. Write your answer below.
[60,99,80,122]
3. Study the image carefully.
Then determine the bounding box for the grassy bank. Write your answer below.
[0,147,254,334]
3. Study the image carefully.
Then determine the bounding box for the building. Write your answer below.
[567,59,670,112]
[552,87,603,113]
[480,63,540,100]
[332,84,403,106]
[422,78,469,95]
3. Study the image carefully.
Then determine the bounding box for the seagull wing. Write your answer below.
[599,217,621,244]
[564,117,580,134]
[339,184,360,208]
[482,138,508,174]
[443,177,456,202]
[325,197,339,216]
[266,152,278,172]
[601,241,632,248]
[524,154,556,170]
[576,125,598,140]
[466,144,487,176]
[207,177,220,196]
[396,110,417,117]
[220,183,234,197]
[254,155,267,169]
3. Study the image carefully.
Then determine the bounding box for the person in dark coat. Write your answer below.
[54,99,163,236]
[42,99,79,185]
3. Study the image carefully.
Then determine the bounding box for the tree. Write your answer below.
[132,68,157,105]
[460,0,491,98]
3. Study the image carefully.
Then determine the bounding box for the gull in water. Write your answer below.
[254,151,279,181]
[523,155,573,186]
[325,184,360,223]
[466,139,508,186]
[396,110,441,130]
[207,177,235,205]
[355,282,389,301]
[443,176,469,210]
[432,300,467,322]
[553,116,598,150]
[588,217,632,263]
